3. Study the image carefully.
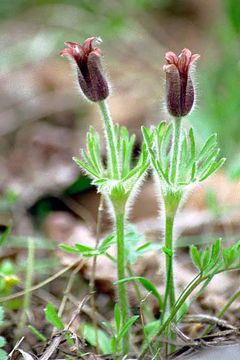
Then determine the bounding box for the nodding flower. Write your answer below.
[60,37,109,102]
[163,48,200,117]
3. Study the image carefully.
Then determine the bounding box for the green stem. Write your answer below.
[98,100,119,179]
[170,117,182,185]
[115,211,129,355]
[162,216,176,354]
[163,216,175,313]
[202,288,240,336]
[140,274,202,359]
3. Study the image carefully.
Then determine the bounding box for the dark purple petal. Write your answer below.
[164,48,199,117]
[61,37,109,102]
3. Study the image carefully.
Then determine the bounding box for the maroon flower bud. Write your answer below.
[60,37,109,102]
[163,48,200,117]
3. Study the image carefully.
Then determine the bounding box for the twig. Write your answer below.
[183,314,237,330]
[61,195,96,231]
[8,337,25,359]
[39,295,91,360]
[58,260,84,318]
[139,292,154,357]
[65,293,92,331]
[171,324,197,345]
[68,293,111,334]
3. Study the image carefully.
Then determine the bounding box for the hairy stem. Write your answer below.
[170,117,182,185]
[98,100,119,179]
[162,215,176,354]
[163,216,175,313]
[89,195,104,352]
[115,211,129,354]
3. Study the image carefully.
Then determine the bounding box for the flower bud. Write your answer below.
[163,48,200,117]
[60,37,109,102]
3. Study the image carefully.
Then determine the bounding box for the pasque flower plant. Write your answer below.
[61,37,148,355]
[60,39,240,359]
[142,48,225,350]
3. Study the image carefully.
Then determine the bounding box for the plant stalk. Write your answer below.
[115,210,129,354]
[98,100,119,179]
[202,287,240,336]
[140,274,202,359]
[163,216,175,314]
[162,215,176,354]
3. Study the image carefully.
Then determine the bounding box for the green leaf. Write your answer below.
[198,148,220,177]
[114,304,121,333]
[161,122,173,164]
[190,162,196,182]
[200,239,222,275]
[211,239,221,262]
[202,248,210,268]
[83,323,111,354]
[162,246,173,257]
[59,243,99,257]
[114,276,163,308]
[156,160,170,183]
[135,242,162,254]
[98,234,115,252]
[190,245,202,271]
[111,336,117,353]
[118,315,139,340]
[155,121,166,161]
[141,126,152,146]
[189,127,196,162]
[59,244,83,253]
[75,244,95,252]
[199,158,226,182]
[0,349,7,360]
[223,248,234,268]
[198,134,217,160]
[0,337,6,348]
[73,157,99,179]
[28,325,47,342]
[0,227,10,247]
[144,320,160,336]
[45,303,64,330]
[179,130,188,170]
